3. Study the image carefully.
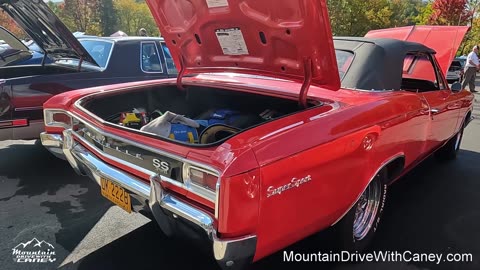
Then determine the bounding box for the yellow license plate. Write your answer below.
[100,177,132,213]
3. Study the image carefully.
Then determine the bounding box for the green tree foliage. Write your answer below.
[114,0,159,36]
[460,19,480,55]
[47,1,62,15]
[389,0,424,26]
[42,0,158,37]
[3,0,476,57]
[99,0,117,36]
[327,0,425,36]
[61,0,101,35]
[459,1,480,55]
[415,1,434,24]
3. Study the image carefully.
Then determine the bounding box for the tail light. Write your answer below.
[182,163,219,205]
[44,110,77,129]
[189,167,218,191]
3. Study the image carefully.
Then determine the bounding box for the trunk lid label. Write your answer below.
[215,28,249,56]
[207,0,229,8]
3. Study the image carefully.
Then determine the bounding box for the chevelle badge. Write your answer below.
[266,175,312,198]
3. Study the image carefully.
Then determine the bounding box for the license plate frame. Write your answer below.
[100,177,132,213]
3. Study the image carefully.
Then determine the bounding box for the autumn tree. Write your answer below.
[61,0,101,35]
[0,10,26,39]
[428,0,473,25]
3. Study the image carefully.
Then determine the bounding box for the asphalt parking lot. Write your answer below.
[1,94,480,270]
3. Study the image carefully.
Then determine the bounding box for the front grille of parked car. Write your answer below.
[74,120,184,183]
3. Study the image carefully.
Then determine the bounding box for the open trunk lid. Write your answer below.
[0,0,99,66]
[145,0,340,94]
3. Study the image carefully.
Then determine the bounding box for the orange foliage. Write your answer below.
[0,10,27,39]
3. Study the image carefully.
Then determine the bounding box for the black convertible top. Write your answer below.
[334,37,436,91]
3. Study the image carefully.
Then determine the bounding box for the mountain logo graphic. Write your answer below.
[12,238,56,263]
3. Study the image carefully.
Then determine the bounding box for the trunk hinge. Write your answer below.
[176,53,186,90]
[77,56,84,71]
[41,52,47,66]
[299,58,313,108]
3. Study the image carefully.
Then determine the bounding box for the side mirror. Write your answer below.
[451,82,462,93]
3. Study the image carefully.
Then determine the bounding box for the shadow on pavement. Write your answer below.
[61,149,480,270]
[0,141,112,267]
[72,221,219,270]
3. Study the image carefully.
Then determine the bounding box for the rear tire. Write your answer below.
[435,121,465,161]
[335,170,388,253]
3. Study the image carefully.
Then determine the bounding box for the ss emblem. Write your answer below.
[153,159,170,174]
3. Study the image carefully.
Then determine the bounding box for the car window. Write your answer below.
[141,42,163,73]
[79,39,113,68]
[335,50,354,80]
[28,42,42,53]
[455,58,466,67]
[451,61,462,67]
[0,44,10,54]
[449,61,463,72]
[401,52,446,92]
[161,42,178,75]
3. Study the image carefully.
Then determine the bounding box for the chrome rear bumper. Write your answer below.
[40,131,256,270]
[40,133,66,160]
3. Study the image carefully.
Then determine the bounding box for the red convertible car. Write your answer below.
[40,0,473,269]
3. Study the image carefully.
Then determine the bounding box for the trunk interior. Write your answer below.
[81,85,319,146]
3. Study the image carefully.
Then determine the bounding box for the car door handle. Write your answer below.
[430,108,440,114]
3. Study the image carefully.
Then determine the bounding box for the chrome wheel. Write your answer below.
[353,180,382,241]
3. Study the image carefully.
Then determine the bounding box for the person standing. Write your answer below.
[461,45,480,93]
[138,28,148,37]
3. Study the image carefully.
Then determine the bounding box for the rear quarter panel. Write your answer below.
[249,90,432,261]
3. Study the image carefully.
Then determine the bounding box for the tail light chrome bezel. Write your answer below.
[44,109,78,129]
[182,163,221,218]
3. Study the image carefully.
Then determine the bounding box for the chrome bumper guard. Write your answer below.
[40,131,256,269]
[40,133,66,160]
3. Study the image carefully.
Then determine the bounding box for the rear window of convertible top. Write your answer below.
[335,50,354,80]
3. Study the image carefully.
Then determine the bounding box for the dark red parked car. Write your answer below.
[0,0,177,140]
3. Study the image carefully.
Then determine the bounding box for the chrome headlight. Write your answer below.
[182,163,219,203]
[44,109,77,129]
